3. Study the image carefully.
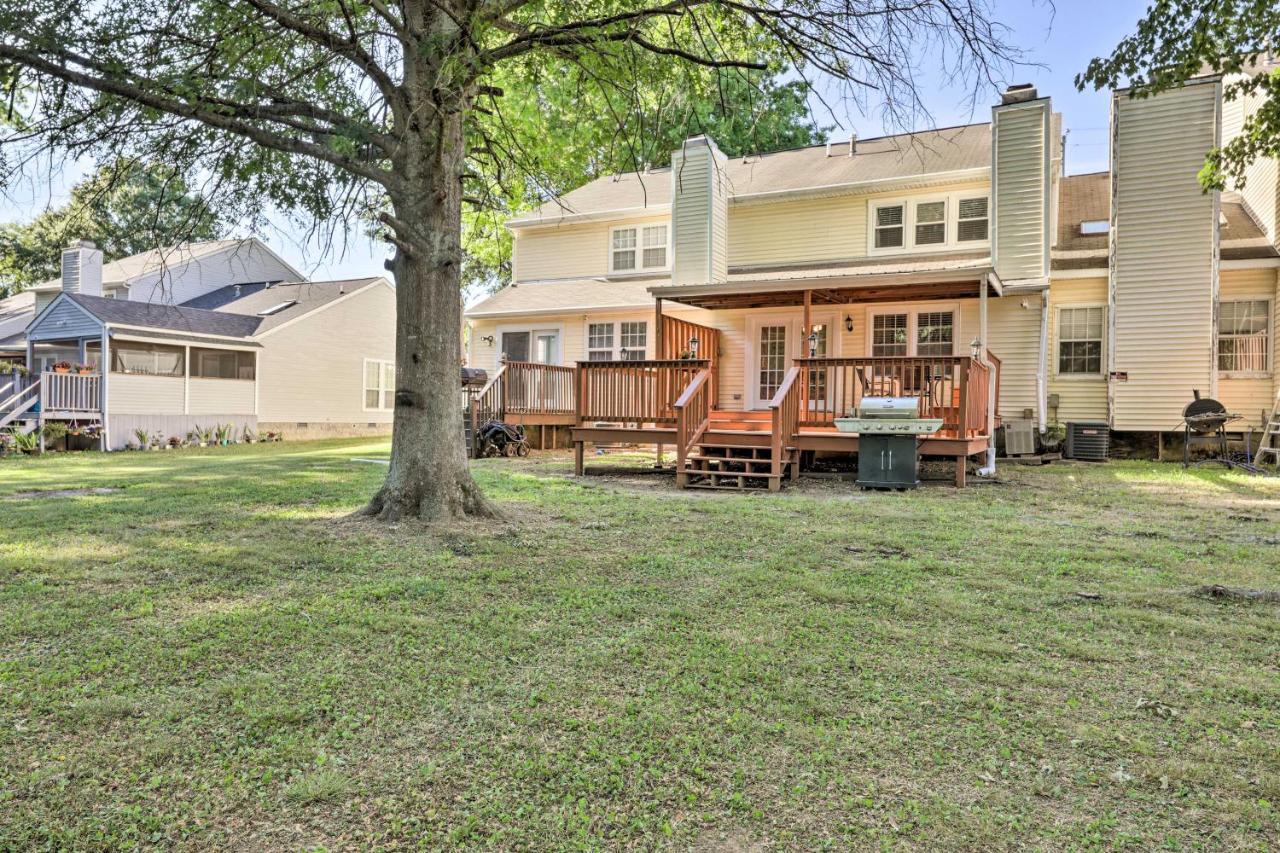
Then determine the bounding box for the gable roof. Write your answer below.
[66,293,261,338]
[28,238,304,292]
[0,289,36,349]
[511,123,992,227]
[182,278,382,332]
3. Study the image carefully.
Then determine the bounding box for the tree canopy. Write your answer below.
[0,160,225,295]
[1077,0,1280,190]
[462,66,826,290]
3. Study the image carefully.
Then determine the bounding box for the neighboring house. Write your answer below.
[1,239,396,448]
[464,74,1280,487]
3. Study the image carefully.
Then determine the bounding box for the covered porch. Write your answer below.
[471,266,1006,489]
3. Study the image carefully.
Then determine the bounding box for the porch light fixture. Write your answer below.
[481,335,494,346]
[844,314,853,333]
[807,331,819,357]
[688,335,699,357]
[970,338,982,359]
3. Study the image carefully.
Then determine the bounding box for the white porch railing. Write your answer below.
[42,371,101,412]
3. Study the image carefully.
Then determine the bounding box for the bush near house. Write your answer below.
[0,440,1277,849]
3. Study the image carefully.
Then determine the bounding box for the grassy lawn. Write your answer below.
[1,439,1278,850]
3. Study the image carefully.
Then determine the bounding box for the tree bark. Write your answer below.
[362,69,496,522]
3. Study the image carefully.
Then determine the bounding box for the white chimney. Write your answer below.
[61,240,104,297]
[670,136,729,286]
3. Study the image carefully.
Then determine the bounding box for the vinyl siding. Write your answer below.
[1222,75,1279,243]
[1048,277,1109,423]
[513,217,669,283]
[728,183,992,270]
[109,374,184,415]
[188,378,255,416]
[27,297,101,341]
[985,295,1041,422]
[993,102,1048,280]
[671,140,728,285]
[124,243,298,305]
[255,283,396,423]
[1111,82,1219,432]
[1217,268,1279,427]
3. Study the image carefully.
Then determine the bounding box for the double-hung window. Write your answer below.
[957,197,989,242]
[587,320,649,360]
[874,204,905,249]
[871,194,990,252]
[364,359,394,410]
[1218,299,1271,374]
[610,224,668,273]
[870,309,956,358]
[1057,307,1104,376]
[915,201,947,246]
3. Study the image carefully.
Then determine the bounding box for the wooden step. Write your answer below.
[710,409,771,423]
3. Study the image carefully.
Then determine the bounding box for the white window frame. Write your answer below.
[608,223,670,275]
[1054,304,1106,380]
[582,319,650,361]
[494,323,565,367]
[363,358,395,412]
[864,303,961,357]
[867,191,991,255]
[1217,297,1273,378]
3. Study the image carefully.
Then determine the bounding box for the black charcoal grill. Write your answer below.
[1179,390,1257,471]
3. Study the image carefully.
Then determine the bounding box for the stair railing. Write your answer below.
[0,377,41,430]
[469,363,507,455]
[673,368,711,486]
[768,367,801,479]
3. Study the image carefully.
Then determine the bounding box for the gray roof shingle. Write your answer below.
[68,293,262,338]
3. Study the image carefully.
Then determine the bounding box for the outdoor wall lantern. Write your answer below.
[844,314,854,333]
[481,335,495,346]
[970,338,983,359]
[807,331,819,357]
[689,335,699,358]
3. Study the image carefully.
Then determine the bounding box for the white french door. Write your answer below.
[746,313,837,409]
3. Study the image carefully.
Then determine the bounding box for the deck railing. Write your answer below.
[0,375,41,429]
[769,367,802,480]
[673,368,712,484]
[577,359,709,424]
[42,371,100,413]
[792,355,998,437]
[660,316,720,405]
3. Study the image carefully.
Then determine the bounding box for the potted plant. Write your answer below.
[0,361,28,377]
[242,425,256,444]
[10,429,39,455]
[74,362,95,376]
[133,428,150,450]
[150,431,164,450]
[168,436,183,449]
[52,360,73,374]
[215,423,233,446]
[42,421,68,450]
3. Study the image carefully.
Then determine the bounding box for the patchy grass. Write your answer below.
[1,438,1278,849]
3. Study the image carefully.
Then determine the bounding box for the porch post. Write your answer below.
[77,338,88,366]
[99,328,109,451]
[25,339,34,373]
[654,298,664,357]
[801,290,812,415]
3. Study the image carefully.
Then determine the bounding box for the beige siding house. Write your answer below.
[2,239,395,448]
[467,71,1280,477]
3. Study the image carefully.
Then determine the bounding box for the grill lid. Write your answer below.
[859,396,921,419]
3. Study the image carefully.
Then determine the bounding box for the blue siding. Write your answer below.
[27,297,102,341]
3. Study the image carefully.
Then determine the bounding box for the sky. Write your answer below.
[0,1,1152,284]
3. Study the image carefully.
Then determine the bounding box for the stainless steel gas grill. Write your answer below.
[835,396,944,489]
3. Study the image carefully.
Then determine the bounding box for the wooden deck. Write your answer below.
[471,348,1000,489]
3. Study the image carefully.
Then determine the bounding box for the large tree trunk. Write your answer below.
[363,95,496,522]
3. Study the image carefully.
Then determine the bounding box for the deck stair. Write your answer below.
[679,410,796,491]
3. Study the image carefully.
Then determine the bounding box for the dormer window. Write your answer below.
[610,224,668,274]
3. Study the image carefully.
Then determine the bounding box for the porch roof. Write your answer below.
[649,258,1000,310]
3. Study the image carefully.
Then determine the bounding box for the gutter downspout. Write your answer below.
[1037,290,1049,434]
[977,272,997,477]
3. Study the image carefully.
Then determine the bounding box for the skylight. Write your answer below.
[1079,220,1109,235]
[257,300,297,316]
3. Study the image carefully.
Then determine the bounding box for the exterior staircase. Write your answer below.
[678,410,797,491]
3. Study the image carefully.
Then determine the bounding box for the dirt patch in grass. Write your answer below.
[6,487,123,499]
